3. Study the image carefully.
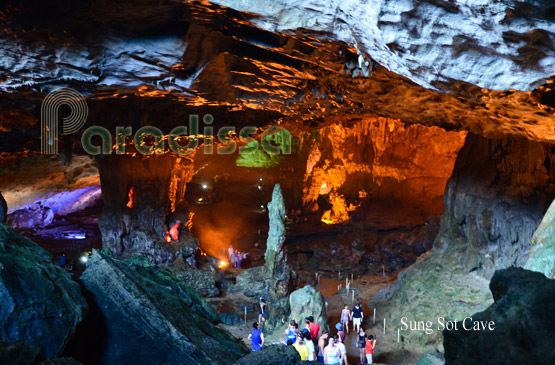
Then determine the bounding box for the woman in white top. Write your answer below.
[324,336,342,365]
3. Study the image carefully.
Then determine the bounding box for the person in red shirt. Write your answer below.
[365,334,376,364]
[305,317,320,346]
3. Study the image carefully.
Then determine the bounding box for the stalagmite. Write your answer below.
[261,183,291,332]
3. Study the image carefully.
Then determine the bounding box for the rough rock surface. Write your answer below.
[213,0,555,91]
[262,183,292,332]
[229,266,265,297]
[0,225,88,358]
[525,198,555,278]
[1,0,554,156]
[7,204,54,230]
[97,154,196,265]
[436,133,555,278]
[0,341,45,364]
[80,250,248,365]
[233,344,307,365]
[289,285,329,333]
[301,117,466,222]
[168,257,219,297]
[443,267,555,364]
[0,342,82,365]
[381,251,493,350]
[0,192,7,224]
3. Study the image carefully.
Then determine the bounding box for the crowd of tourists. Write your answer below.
[248,302,377,364]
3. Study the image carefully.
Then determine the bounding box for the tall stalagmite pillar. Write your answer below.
[262,183,291,332]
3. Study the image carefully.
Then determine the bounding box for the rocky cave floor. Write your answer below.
[2,153,447,364]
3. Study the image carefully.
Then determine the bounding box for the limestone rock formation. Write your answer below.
[7,205,54,230]
[262,183,292,331]
[80,250,249,365]
[0,341,45,365]
[0,225,88,358]
[229,266,265,297]
[443,268,555,364]
[233,344,304,365]
[289,285,329,333]
[0,342,82,365]
[302,117,466,221]
[381,251,493,350]
[168,257,219,297]
[97,154,196,265]
[0,192,7,224]
[212,0,555,91]
[436,133,555,279]
[525,198,555,278]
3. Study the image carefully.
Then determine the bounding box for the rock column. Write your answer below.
[262,183,291,332]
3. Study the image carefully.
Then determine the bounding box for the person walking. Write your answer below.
[318,330,329,363]
[335,323,345,343]
[258,298,267,326]
[303,331,316,361]
[341,305,351,333]
[357,327,367,364]
[333,334,348,365]
[365,335,376,364]
[350,303,364,333]
[247,322,264,351]
[228,245,234,262]
[324,336,342,365]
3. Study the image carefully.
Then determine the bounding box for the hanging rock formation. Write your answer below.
[79,250,249,365]
[443,268,555,364]
[262,183,292,332]
[525,198,555,278]
[0,225,88,358]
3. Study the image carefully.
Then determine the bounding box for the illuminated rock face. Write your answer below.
[212,0,555,91]
[525,198,555,278]
[302,117,467,224]
[97,155,196,265]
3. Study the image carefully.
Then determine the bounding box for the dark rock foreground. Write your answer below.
[443,267,555,364]
[0,225,88,358]
[80,250,249,365]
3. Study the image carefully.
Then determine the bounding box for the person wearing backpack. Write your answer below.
[365,335,376,364]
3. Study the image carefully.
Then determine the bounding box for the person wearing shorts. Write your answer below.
[350,303,363,333]
[357,328,366,364]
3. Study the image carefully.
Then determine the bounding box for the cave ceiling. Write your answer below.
[0,0,554,153]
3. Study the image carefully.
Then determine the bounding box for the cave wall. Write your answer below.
[435,133,555,278]
[97,154,196,264]
[302,116,466,224]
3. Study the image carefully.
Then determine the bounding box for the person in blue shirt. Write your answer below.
[248,322,265,351]
[285,320,298,344]
[59,253,66,268]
